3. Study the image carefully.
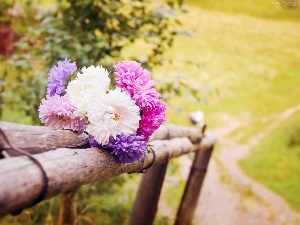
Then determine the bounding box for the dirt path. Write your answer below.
[193,105,300,225]
[157,105,300,224]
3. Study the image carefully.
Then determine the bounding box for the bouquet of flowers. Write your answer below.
[38,59,166,164]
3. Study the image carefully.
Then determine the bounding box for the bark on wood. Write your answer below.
[58,190,78,225]
[0,136,216,216]
[0,121,202,155]
[129,162,169,225]
[174,137,215,225]
[0,121,89,156]
[149,124,202,144]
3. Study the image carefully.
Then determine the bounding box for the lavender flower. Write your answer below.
[47,58,77,96]
[104,133,147,164]
[89,135,102,148]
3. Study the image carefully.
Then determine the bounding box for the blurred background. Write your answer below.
[0,0,299,224]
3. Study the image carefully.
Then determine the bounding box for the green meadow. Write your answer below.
[240,112,300,211]
[154,0,300,212]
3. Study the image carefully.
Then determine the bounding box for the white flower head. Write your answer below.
[189,111,204,126]
[66,65,110,117]
[86,88,141,145]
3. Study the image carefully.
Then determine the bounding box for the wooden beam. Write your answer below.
[0,136,217,216]
[149,124,202,144]
[0,121,203,155]
[58,190,78,225]
[0,121,89,156]
[174,136,216,225]
[129,162,169,225]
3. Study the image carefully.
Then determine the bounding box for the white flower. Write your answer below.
[189,111,204,126]
[86,88,141,145]
[66,65,110,117]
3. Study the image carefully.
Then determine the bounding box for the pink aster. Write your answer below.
[113,60,160,109]
[38,95,86,133]
[137,99,167,140]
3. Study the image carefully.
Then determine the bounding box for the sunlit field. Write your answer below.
[153,1,300,212]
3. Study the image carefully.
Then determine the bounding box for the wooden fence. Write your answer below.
[0,121,217,225]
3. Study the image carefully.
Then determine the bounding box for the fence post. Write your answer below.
[174,144,214,225]
[129,161,169,225]
[58,190,78,225]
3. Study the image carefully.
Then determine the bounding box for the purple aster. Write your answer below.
[38,95,86,133]
[137,99,167,140]
[104,133,147,164]
[89,135,102,148]
[113,60,160,109]
[47,58,77,96]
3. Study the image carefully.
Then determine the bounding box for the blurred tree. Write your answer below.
[0,0,43,120]
[1,0,189,124]
[0,2,203,224]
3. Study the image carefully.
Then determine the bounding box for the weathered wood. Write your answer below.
[0,121,89,155]
[0,136,216,216]
[0,121,203,155]
[174,135,216,225]
[129,162,169,225]
[58,190,78,225]
[149,124,202,144]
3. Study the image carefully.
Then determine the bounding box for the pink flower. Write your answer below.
[38,95,86,133]
[137,99,167,139]
[114,60,160,109]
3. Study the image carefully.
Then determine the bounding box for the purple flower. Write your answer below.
[137,99,167,140]
[89,135,102,148]
[47,58,77,96]
[113,60,160,109]
[104,133,147,164]
[38,95,86,133]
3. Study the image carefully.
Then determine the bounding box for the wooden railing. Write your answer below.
[0,121,217,225]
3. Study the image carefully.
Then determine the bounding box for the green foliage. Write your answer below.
[53,0,177,68]
[1,0,187,123]
[162,179,185,210]
[286,124,300,147]
[0,175,138,225]
[0,0,44,34]
[75,176,132,225]
[0,1,11,26]
[154,216,172,225]
[0,196,61,225]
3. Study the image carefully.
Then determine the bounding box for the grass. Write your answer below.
[151,1,300,212]
[155,7,300,127]
[185,0,300,22]
[226,116,274,143]
[240,113,300,211]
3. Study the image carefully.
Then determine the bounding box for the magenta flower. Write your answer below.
[38,95,86,133]
[47,58,77,96]
[137,99,167,140]
[104,133,147,164]
[114,60,160,109]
